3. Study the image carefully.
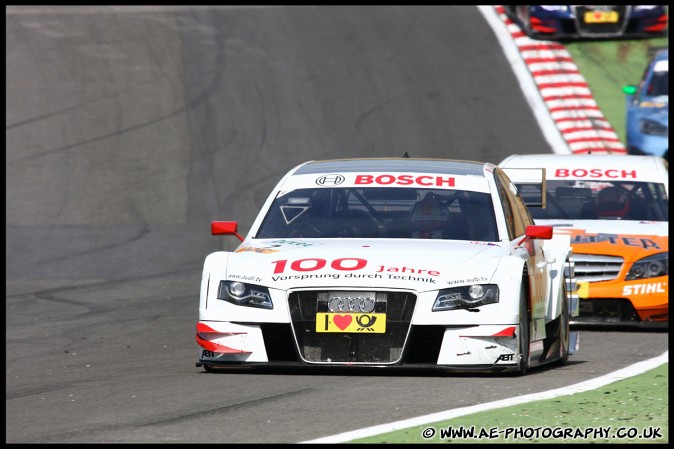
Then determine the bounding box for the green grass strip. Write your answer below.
[350,363,668,444]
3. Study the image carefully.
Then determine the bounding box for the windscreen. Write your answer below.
[647,62,668,97]
[255,187,498,241]
[517,180,669,221]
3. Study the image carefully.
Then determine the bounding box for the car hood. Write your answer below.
[536,219,668,236]
[535,219,668,260]
[225,239,509,292]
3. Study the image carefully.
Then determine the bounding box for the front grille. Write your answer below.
[573,253,624,283]
[288,290,416,364]
[573,5,628,36]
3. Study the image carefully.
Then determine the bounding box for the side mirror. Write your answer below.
[525,225,553,240]
[623,85,637,95]
[211,221,244,241]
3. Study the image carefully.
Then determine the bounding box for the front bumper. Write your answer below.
[195,321,531,372]
[570,278,668,327]
[196,319,581,373]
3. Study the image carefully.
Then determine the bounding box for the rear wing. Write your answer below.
[501,167,547,209]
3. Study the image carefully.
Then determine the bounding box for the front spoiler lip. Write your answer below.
[196,360,521,375]
[571,319,668,330]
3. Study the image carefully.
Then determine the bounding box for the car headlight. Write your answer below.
[625,253,668,281]
[217,280,273,309]
[432,284,499,311]
[539,6,567,11]
[639,119,668,136]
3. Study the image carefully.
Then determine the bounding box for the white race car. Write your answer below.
[196,158,579,374]
[500,154,669,328]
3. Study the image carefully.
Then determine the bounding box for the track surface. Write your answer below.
[6,6,667,443]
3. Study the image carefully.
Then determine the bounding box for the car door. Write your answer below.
[495,170,550,325]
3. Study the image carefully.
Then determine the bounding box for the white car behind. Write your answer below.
[500,154,668,328]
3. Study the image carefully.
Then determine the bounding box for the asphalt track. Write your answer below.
[6,5,668,444]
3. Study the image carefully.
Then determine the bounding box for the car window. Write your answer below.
[494,172,518,240]
[521,180,669,222]
[512,188,535,228]
[254,187,499,241]
[639,53,669,99]
[646,70,668,97]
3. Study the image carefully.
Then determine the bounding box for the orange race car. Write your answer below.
[501,154,668,328]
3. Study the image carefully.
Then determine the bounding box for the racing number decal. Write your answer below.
[272,257,367,274]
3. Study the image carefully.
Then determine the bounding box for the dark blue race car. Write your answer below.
[504,5,668,40]
[623,48,668,161]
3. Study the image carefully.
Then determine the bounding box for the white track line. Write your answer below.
[299,351,668,443]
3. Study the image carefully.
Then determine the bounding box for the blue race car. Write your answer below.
[623,48,668,161]
[504,6,668,40]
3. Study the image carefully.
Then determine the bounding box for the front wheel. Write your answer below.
[558,280,570,365]
[517,286,530,376]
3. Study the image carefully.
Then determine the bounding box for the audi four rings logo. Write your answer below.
[316,174,345,186]
[328,296,376,313]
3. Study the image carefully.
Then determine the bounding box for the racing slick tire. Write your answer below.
[557,279,570,365]
[517,285,530,376]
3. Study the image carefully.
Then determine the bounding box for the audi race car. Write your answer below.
[503,5,668,40]
[623,48,668,161]
[196,158,579,375]
[500,154,668,328]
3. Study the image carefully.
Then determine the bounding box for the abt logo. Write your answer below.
[494,353,515,363]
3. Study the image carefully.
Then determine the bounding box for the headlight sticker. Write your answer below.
[235,239,320,253]
[235,246,279,254]
[227,274,263,283]
[447,276,489,286]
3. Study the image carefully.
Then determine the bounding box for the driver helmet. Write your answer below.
[596,186,630,218]
[410,192,449,239]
